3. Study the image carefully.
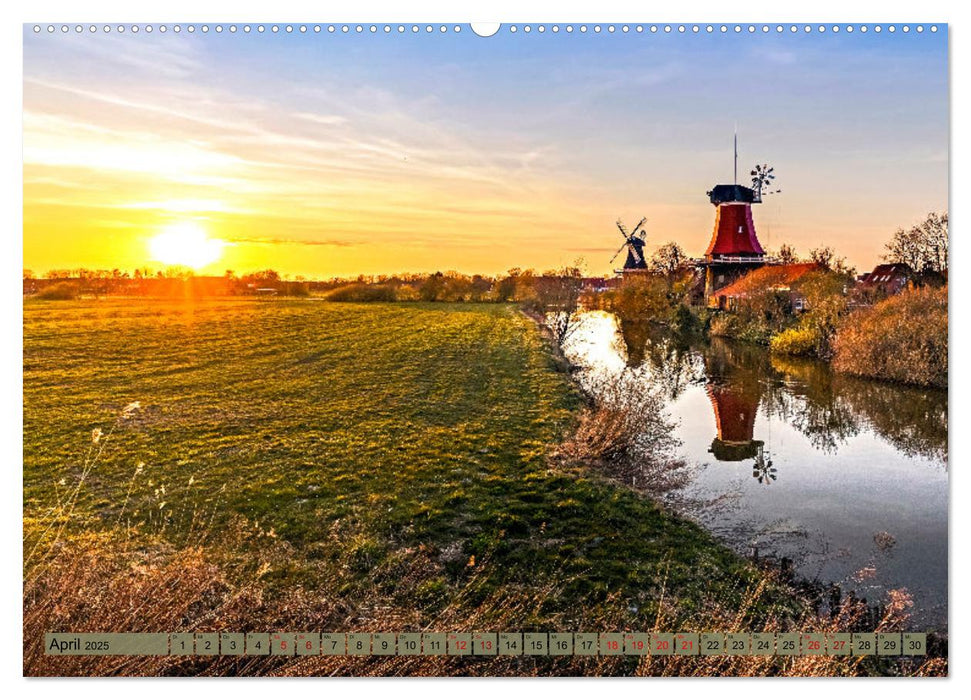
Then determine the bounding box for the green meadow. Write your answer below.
[24,299,805,669]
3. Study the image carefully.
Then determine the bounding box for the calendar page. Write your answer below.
[22,19,948,678]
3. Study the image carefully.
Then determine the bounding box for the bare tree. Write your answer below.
[809,246,834,269]
[649,242,688,277]
[884,211,948,276]
[531,262,585,347]
[810,245,855,277]
[776,243,798,265]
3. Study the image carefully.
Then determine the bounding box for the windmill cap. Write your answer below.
[708,184,758,205]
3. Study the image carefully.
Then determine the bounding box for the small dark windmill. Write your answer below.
[750,164,780,202]
[610,217,648,270]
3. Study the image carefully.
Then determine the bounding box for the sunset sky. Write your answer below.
[23,25,948,278]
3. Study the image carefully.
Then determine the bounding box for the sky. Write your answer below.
[22,24,948,278]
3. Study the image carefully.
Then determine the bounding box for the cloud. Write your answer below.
[752,47,798,65]
[116,199,238,213]
[22,60,601,259]
[25,31,202,82]
[23,75,565,197]
[226,235,357,248]
[292,112,349,127]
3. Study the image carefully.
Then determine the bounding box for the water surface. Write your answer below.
[562,311,948,631]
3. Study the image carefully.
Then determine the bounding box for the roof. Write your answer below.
[708,184,757,205]
[716,262,822,299]
[860,263,913,284]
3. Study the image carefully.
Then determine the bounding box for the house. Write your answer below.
[856,263,913,297]
[579,277,617,293]
[710,262,822,311]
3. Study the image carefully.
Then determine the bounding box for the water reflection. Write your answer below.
[616,320,948,467]
[563,311,948,630]
[771,354,948,463]
[704,340,765,465]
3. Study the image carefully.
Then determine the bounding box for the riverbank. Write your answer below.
[713,285,947,389]
[589,274,947,390]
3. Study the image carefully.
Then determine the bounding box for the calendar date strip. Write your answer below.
[45,631,928,657]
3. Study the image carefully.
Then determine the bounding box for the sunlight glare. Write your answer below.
[148,222,225,270]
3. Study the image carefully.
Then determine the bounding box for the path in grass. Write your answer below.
[24,299,797,629]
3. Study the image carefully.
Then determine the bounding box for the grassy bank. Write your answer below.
[23,299,933,676]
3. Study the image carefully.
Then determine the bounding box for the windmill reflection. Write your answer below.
[706,382,763,462]
[752,451,776,484]
[707,378,776,482]
[703,339,777,482]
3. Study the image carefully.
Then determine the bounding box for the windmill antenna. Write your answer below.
[733,124,738,185]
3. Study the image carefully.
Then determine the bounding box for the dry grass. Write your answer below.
[552,364,703,500]
[24,520,618,676]
[25,531,945,677]
[833,286,947,388]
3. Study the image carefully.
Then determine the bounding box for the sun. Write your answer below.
[148,222,225,270]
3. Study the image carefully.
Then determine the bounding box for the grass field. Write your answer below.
[24,298,889,676]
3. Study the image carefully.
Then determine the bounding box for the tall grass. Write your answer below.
[833,287,947,388]
[24,401,140,570]
[26,528,944,677]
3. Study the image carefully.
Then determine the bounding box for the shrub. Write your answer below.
[604,275,671,322]
[394,284,420,301]
[553,373,691,497]
[794,270,852,358]
[325,283,397,302]
[694,307,714,333]
[770,325,822,357]
[35,282,80,300]
[709,297,792,346]
[708,313,740,339]
[832,287,947,387]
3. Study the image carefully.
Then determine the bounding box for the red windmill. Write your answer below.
[697,135,780,306]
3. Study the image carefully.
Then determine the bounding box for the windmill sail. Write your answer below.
[611,218,648,270]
